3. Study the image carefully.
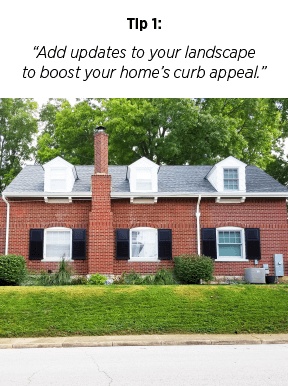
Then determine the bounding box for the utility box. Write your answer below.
[274,254,284,277]
[244,268,266,284]
[263,264,269,275]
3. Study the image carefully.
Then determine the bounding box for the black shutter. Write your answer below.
[72,229,86,260]
[245,228,261,260]
[158,229,172,260]
[201,228,217,259]
[29,229,44,260]
[116,229,130,260]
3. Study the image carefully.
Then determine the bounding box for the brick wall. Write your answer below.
[2,196,287,277]
[111,197,288,276]
[7,198,91,274]
[112,198,197,274]
[201,198,288,276]
[0,197,7,255]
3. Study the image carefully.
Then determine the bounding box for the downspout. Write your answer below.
[196,195,201,255]
[2,194,9,255]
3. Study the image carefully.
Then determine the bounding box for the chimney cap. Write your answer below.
[96,126,106,133]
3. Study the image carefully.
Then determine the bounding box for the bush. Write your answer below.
[113,272,126,285]
[54,259,74,285]
[32,259,74,286]
[153,268,176,285]
[113,269,176,285]
[0,255,27,285]
[71,276,88,285]
[89,273,107,285]
[173,254,214,284]
[123,270,143,285]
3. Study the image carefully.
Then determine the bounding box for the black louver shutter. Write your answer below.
[201,228,217,259]
[158,229,172,260]
[245,228,261,260]
[116,229,130,260]
[29,229,44,260]
[72,229,86,260]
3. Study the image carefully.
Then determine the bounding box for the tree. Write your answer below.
[36,98,287,173]
[0,98,38,192]
[37,99,102,164]
[193,98,285,169]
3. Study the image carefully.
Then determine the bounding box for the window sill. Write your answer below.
[215,258,249,262]
[42,258,72,262]
[129,258,160,263]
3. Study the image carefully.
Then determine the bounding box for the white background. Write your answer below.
[1,0,288,97]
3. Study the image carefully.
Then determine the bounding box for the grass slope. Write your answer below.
[0,285,288,337]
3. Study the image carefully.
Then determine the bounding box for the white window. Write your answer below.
[223,168,239,190]
[130,227,158,262]
[44,227,72,261]
[136,168,152,191]
[216,227,247,261]
[50,167,67,191]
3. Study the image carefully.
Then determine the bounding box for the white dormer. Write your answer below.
[206,156,247,193]
[128,157,159,193]
[43,156,76,192]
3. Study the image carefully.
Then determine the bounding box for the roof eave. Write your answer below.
[3,192,92,198]
[111,191,288,198]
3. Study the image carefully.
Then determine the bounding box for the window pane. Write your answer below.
[219,244,241,257]
[51,179,66,191]
[224,168,238,190]
[131,229,157,258]
[136,180,152,191]
[46,231,70,258]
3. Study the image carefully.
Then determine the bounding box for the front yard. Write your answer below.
[0,285,288,338]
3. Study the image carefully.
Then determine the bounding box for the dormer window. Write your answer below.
[206,156,246,193]
[136,168,152,191]
[43,156,76,193]
[224,168,239,190]
[127,157,159,193]
[50,167,67,191]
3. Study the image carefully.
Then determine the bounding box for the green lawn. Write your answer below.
[0,285,288,337]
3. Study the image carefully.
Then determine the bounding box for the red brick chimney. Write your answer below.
[88,126,113,274]
[94,126,108,174]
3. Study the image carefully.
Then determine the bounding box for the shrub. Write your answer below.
[54,259,74,285]
[0,255,27,285]
[123,270,143,285]
[153,268,176,285]
[34,259,74,286]
[89,273,107,285]
[173,254,214,284]
[113,269,176,285]
[113,272,126,285]
[71,276,88,285]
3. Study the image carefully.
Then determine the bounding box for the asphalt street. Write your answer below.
[1,344,288,386]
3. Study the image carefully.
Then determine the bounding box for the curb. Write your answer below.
[1,334,288,349]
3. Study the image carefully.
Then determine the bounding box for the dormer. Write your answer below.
[43,156,76,192]
[206,156,247,193]
[127,157,159,193]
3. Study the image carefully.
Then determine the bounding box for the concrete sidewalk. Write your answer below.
[1,334,288,349]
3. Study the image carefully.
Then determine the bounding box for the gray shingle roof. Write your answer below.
[3,164,288,194]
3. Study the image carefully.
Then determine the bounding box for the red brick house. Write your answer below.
[1,127,288,279]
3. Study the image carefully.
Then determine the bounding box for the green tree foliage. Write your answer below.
[36,98,288,184]
[37,99,102,164]
[0,98,38,192]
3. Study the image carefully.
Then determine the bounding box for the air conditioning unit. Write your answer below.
[244,268,266,284]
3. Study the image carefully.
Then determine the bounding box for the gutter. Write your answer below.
[3,191,288,200]
[196,195,201,255]
[2,194,9,255]
[110,192,288,199]
[2,192,92,198]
